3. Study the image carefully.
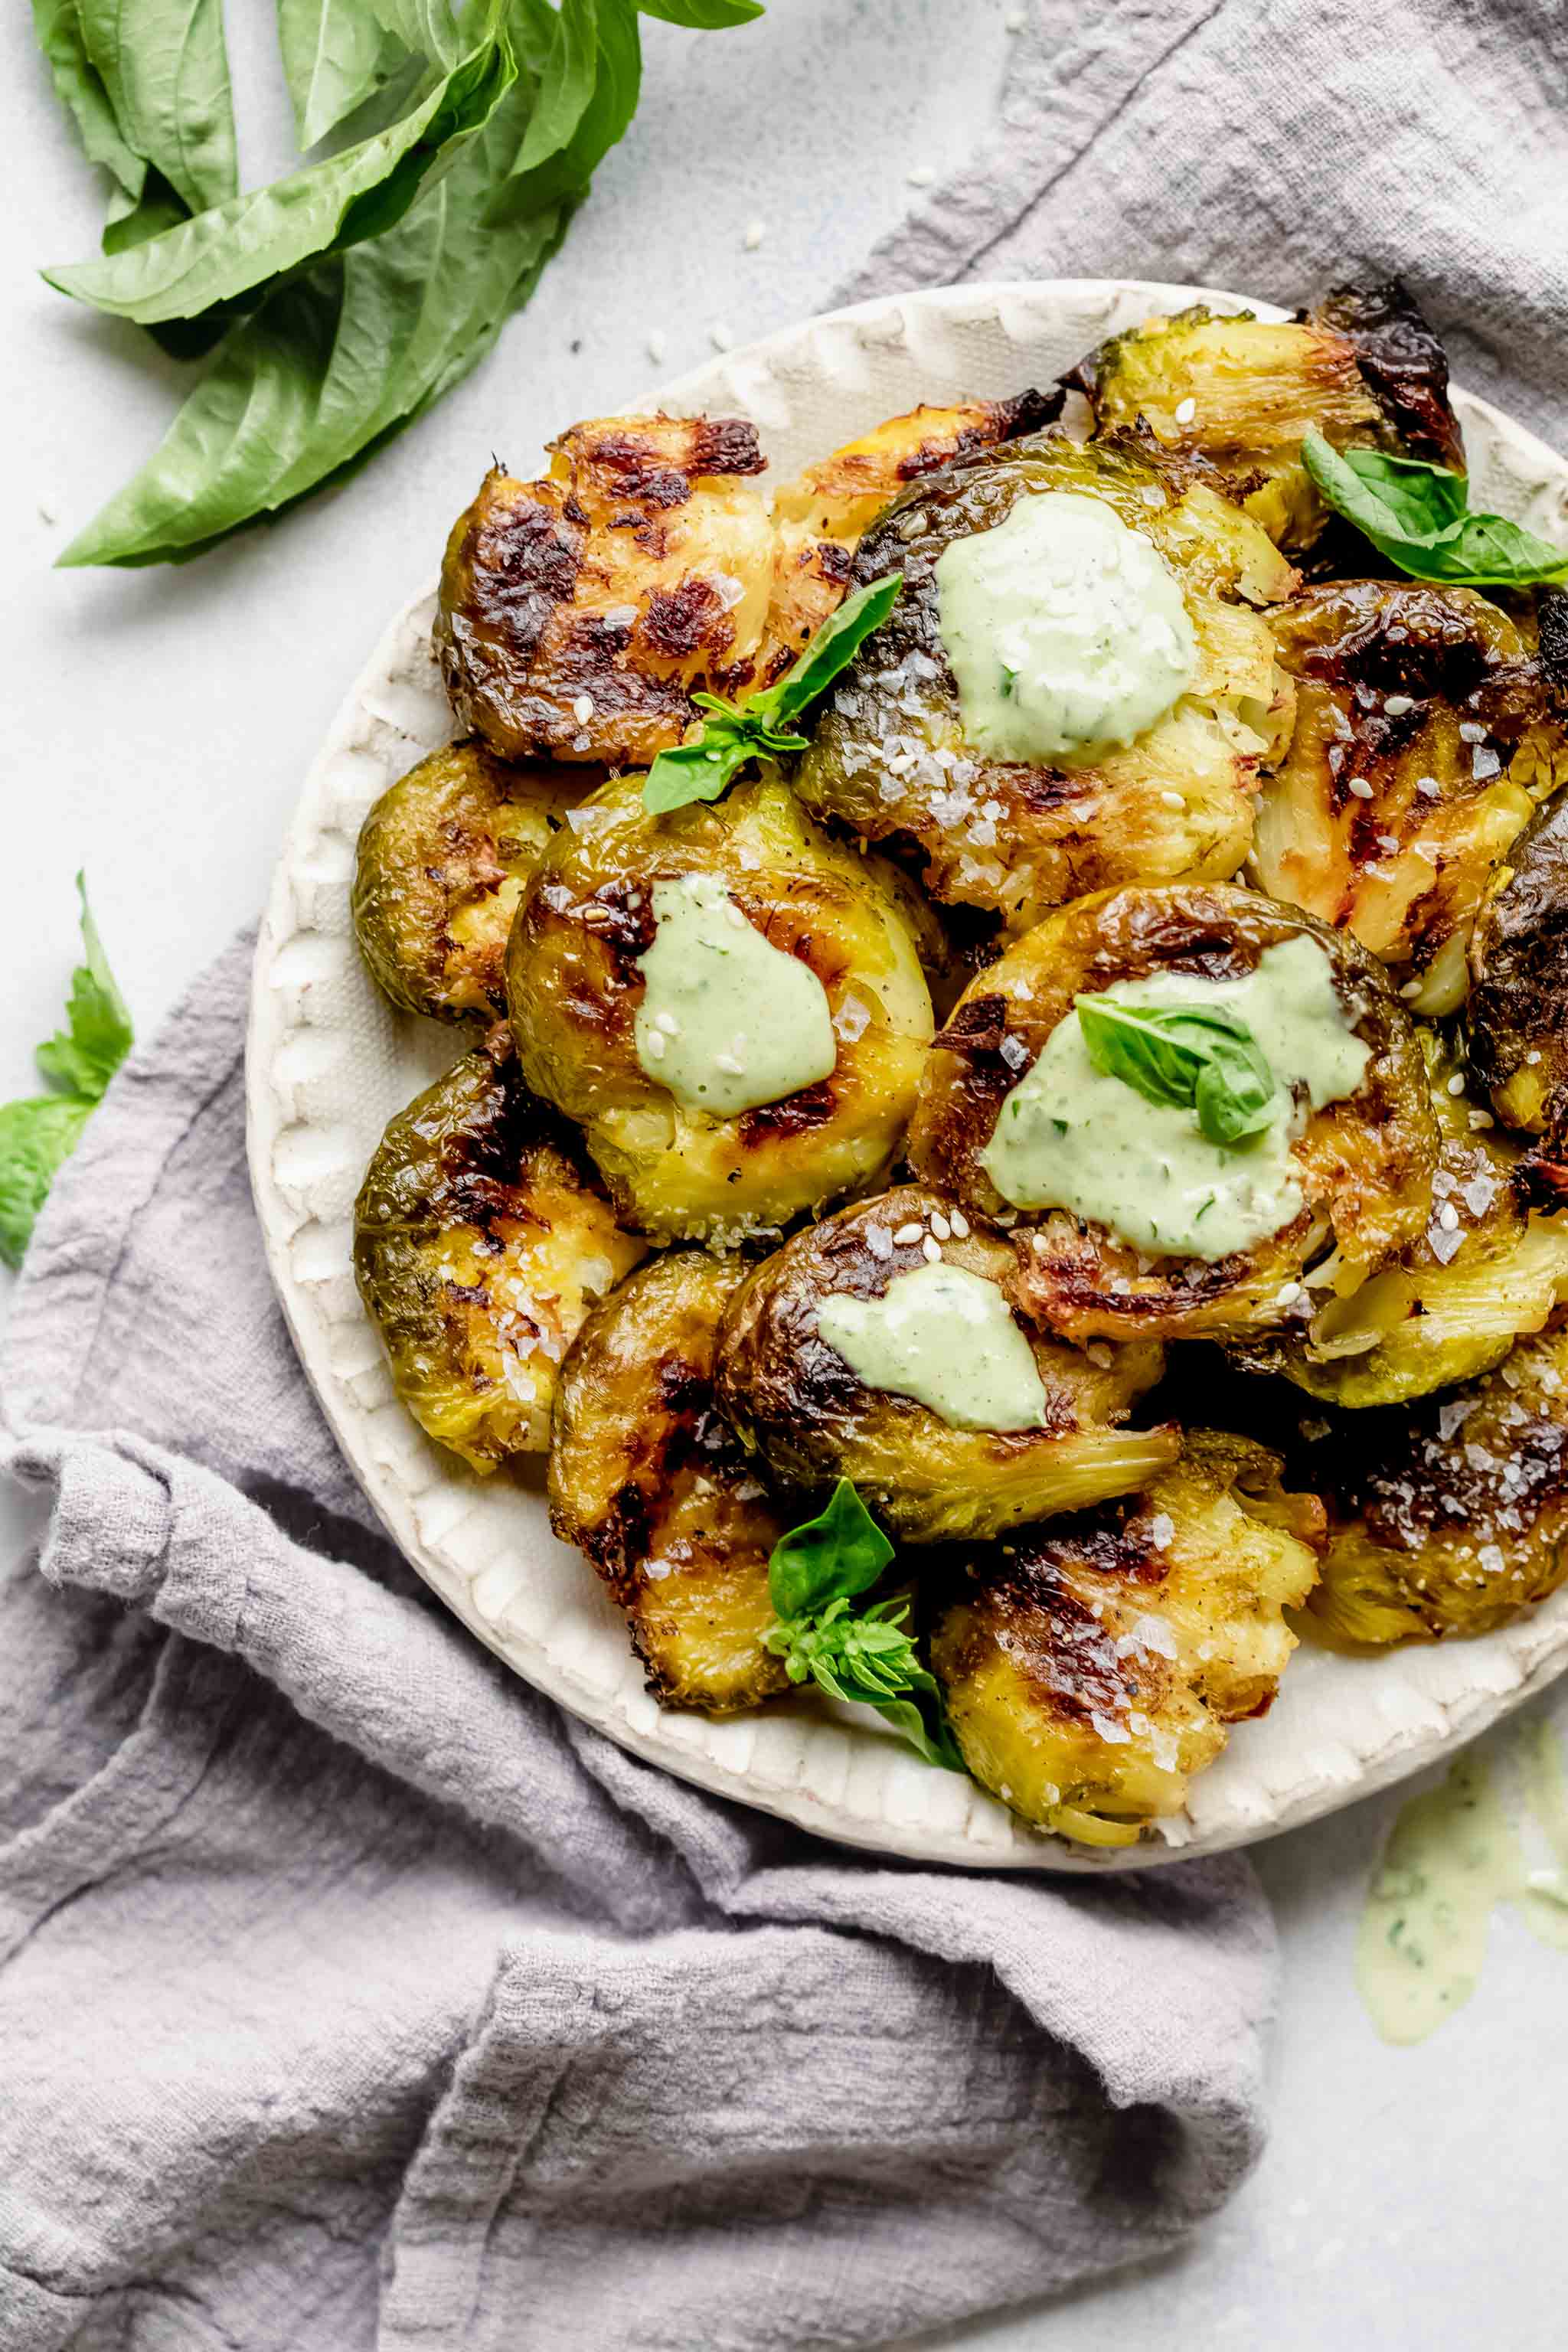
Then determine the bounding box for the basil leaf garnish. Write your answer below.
[762,1480,965,1772]
[1076,996,1276,1147]
[642,574,901,814]
[1302,432,1568,588]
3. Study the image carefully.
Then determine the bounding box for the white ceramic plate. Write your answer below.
[247,277,1568,1871]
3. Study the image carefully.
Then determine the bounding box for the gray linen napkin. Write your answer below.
[6,2,1565,2341]
[0,940,1271,2351]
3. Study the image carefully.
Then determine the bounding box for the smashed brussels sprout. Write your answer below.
[436,414,777,769]
[506,776,935,1246]
[352,740,590,1021]
[549,1251,789,1713]
[1230,1034,1568,1406]
[1468,785,1568,1135]
[928,1432,1324,1846]
[354,1036,646,1470]
[1073,282,1464,550]
[792,430,1297,936]
[910,882,1437,1342]
[766,390,1057,660]
[713,1184,1176,1544]
[1305,1324,1568,1644]
[1254,583,1566,1015]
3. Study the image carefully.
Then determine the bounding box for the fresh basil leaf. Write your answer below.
[1331,446,1470,539]
[364,0,467,66]
[277,0,411,149]
[1076,996,1276,1146]
[78,0,237,216]
[35,875,136,1100]
[30,0,147,199]
[1302,432,1568,589]
[59,95,569,566]
[641,733,749,814]
[767,1479,893,1621]
[638,0,763,22]
[0,878,134,1271]
[511,0,598,176]
[860,1693,966,1772]
[485,0,641,218]
[0,1098,95,1272]
[758,573,902,727]
[44,33,514,325]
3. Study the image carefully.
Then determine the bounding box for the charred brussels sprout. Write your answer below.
[1073,282,1463,550]
[354,1036,646,1471]
[506,776,935,1246]
[435,414,777,769]
[713,1184,1175,1545]
[910,883,1438,1342]
[1305,1325,1568,1645]
[1468,786,1568,1134]
[766,390,1058,661]
[928,1432,1324,1847]
[792,430,1297,936]
[352,740,590,1021]
[1254,583,1566,1014]
[1231,1034,1568,1406]
[549,1251,789,1713]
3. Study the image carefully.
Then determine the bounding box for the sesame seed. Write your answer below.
[1159,789,1184,810]
[1348,777,1374,799]
[1400,981,1422,1000]
[1004,6,1025,26]
[646,329,667,364]
[906,165,936,188]
[892,1222,923,1246]
[724,902,747,929]
[1447,1073,1466,1096]
[655,1012,679,1035]
[1468,1109,1494,1130]
[929,1210,952,1240]
[921,1235,942,1263]
[1174,396,1196,424]
[949,1209,970,1239]
[1383,694,1414,715]
[1275,1281,1303,1305]
[743,220,765,250]
[1439,1202,1461,1233]
[573,693,594,724]
[643,1031,666,1060]
[714,1050,746,1076]
[708,322,734,351]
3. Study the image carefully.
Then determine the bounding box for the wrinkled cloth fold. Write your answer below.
[8,1,1567,2341]
[0,938,1271,2352]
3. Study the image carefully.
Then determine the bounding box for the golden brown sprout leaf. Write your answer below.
[354,1037,646,1472]
[550,1250,789,1713]
[929,1432,1324,1847]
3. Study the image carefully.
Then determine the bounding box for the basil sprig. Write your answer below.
[761,1479,965,1772]
[1076,996,1276,1147]
[1302,432,1568,589]
[642,574,901,815]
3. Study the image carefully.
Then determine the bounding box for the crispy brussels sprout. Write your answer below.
[910,882,1438,1341]
[549,1252,789,1713]
[354,1036,646,1471]
[435,416,776,768]
[507,776,935,1246]
[1468,785,1568,1134]
[1304,1324,1568,1645]
[1073,282,1463,550]
[928,1432,1324,1847]
[352,740,591,1021]
[766,391,1058,659]
[792,431,1298,936]
[1254,583,1566,1014]
[1231,1034,1568,1405]
[713,1184,1176,1544]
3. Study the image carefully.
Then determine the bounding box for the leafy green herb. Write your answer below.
[762,1480,965,1772]
[1302,432,1568,588]
[1076,995,1276,1147]
[0,878,133,1270]
[34,0,761,564]
[642,575,902,814]
[277,0,412,150]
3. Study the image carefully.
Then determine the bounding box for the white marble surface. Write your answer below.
[2,4,1564,2346]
